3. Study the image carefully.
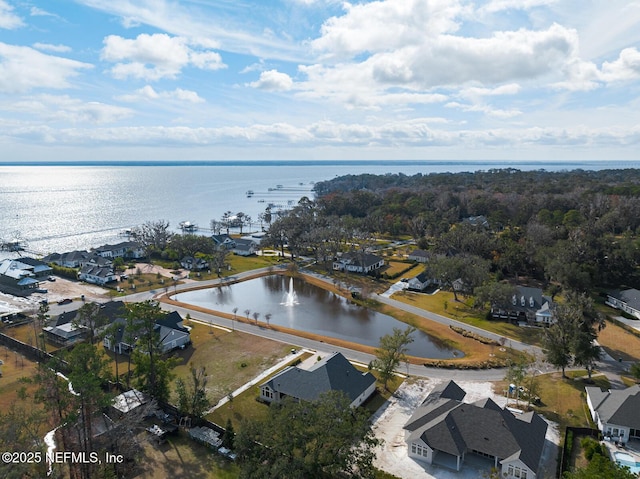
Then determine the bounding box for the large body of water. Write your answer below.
[0,160,635,256]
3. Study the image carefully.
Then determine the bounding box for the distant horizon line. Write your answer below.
[0,159,638,168]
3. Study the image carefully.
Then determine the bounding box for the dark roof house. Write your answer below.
[404,380,548,478]
[259,352,376,408]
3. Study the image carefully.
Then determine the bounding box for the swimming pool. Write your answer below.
[614,451,640,475]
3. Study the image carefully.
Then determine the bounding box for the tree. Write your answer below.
[630,362,640,382]
[175,365,211,419]
[126,301,178,402]
[505,360,527,407]
[564,452,637,478]
[133,219,173,259]
[222,418,235,449]
[235,391,381,479]
[73,301,108,345]
[371,326,416,390]
[0,404,48,479]
[543,305,576,378]
[252,311,260,325]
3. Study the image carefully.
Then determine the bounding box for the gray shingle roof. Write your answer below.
[587,385,640,430]
[404,381,548,474]
[261,352,375,403]
[608,288,640,311]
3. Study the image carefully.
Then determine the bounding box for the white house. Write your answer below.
[586,385,640,444]
[408,249,430,263]
[606,289,640,319]
[78,264,117,285]
[332,252,384,274]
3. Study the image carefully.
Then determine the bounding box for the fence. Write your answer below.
[558,426,600,476]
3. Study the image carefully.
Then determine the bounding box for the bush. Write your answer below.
[581,436,606,461]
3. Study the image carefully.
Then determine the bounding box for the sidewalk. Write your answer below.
[204,348,310,414]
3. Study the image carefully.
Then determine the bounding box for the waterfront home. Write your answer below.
[259,352,376,408]
[0,258,39,295]
[211,234,235,249]
[232,238,257,256]
[586,384,640,444]
[15,257,53,279]
[404,380,548,478]
[44,250,92,268]
[606,288,640,319]
[332,252,385,274]
[94,241,145,260]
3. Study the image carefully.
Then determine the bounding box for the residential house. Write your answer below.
[407,272,440,292]
[15,257,53,279]
[0,259,39,295]
[79,263,117,286]
[332,252,385,274]
[408,249,430,263]
[94,241,145,260]
[404,380,548,478]
[42,311,88,346]
[211,234,236,249]
[606,288,640,320]
[259,352,376,408]
[44,301,126,346]
[586,384,640,444]
[180,256,209,271]
[103,310,191,354]
[462,215,490,229]
[232,238,257,256]
[45,250,92,268]
[490,286,554,325]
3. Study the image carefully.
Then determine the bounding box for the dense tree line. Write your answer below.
[267,169,640,291]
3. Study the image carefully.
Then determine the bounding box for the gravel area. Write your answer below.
[372,378,560,479]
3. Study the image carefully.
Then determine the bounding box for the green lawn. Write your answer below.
[495,370,609,430]
[392,289,544,346]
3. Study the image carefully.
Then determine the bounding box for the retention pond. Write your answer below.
[175,275,462,359]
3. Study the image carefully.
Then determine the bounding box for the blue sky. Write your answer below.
[1,0,639,162]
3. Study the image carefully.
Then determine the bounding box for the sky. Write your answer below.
[0,0,639,163]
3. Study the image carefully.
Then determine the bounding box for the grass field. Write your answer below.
[134,430,240,479]
[494,370,609,431]
[169,321,295,406]
[391,289,544,346]
[596,319,640,362]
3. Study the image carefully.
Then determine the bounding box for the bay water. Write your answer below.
[0,160,633,256]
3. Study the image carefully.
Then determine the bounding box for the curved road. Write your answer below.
[114,267,630,385]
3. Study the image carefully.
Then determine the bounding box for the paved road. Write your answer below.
[85,266,632,385]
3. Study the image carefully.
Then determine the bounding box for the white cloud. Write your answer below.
[0,42,92,93]
[600,48,640,83]
[101,33,225,81]
[5,119,640,151]
[0,0,23,29]
[249,70,293,91]
[30,6,60,18]
[9,94,132,124]
[480,0,560,14]
[33,43,72,53]
[117,85,205,103]
[311,0,465,60]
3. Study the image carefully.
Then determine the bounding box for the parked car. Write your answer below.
[48,276,56,281]
[58,298,72,305]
